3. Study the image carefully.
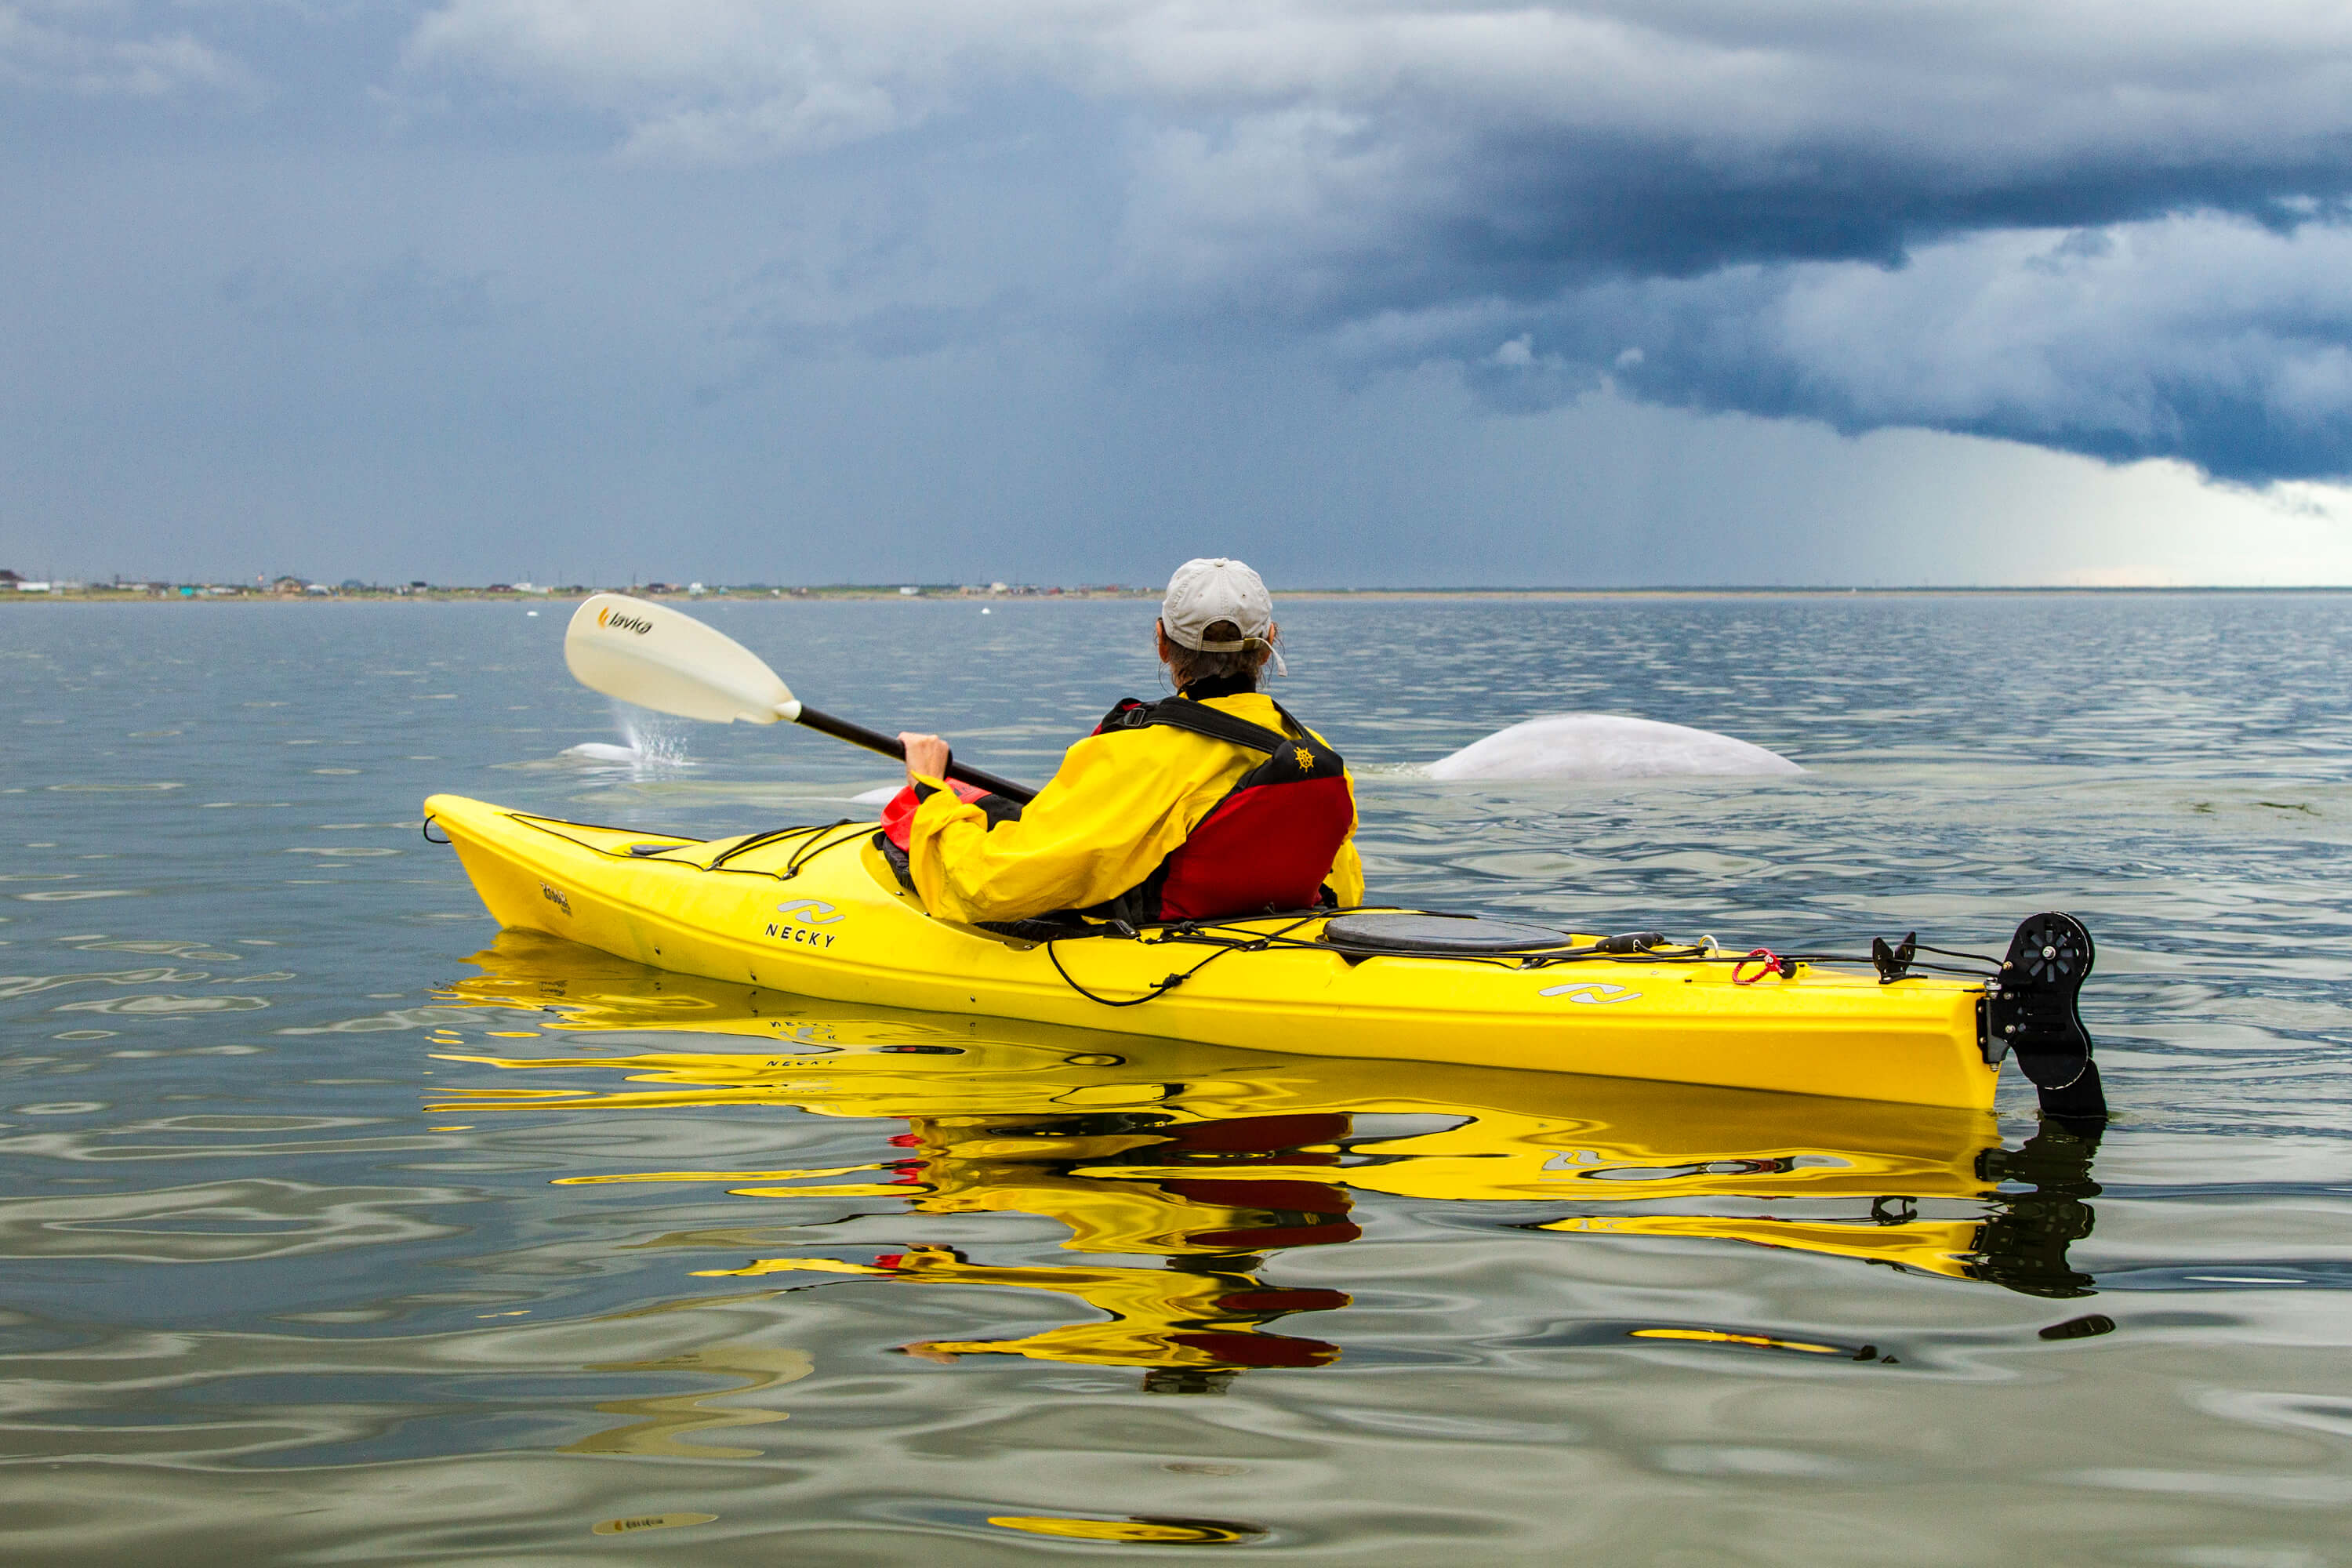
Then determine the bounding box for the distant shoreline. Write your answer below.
[5,583,2349,604]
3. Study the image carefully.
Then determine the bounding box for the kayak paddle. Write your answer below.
[562,593,1037,803]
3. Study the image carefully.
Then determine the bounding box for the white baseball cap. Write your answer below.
[1160,557,1273,652]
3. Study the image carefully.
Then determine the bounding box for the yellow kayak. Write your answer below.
[423,793,2103,1112]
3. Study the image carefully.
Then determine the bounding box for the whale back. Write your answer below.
[1425,713,1802,781]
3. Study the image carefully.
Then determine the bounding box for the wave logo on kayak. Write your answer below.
[1538,982,1639,1004]
[596,606,654,636]
[766,899,843,949]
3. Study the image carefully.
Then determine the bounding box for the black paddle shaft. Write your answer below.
[793,705,1038,804]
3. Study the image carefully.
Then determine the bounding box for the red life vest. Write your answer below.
[1087,695,1354,923]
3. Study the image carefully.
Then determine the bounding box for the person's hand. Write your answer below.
[899,732,950,784]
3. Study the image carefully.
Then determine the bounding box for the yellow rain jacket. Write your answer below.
[905,689,1363,925]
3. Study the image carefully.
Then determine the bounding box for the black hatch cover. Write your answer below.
[1321,913,1573,954]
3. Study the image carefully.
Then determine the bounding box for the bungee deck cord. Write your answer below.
[1029,909,2011,1007]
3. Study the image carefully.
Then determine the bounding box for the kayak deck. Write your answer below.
[423,793,2004,1109]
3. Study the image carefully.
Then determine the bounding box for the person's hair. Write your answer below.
[1162,619,1276,690]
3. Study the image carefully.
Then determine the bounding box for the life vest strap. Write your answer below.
[1096,695,1314,755]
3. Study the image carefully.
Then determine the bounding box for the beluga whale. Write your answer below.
[1423,714,1802,782]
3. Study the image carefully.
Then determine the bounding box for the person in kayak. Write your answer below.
[889,557,1363,927]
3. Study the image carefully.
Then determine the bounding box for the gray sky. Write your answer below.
[5,1,2352,586]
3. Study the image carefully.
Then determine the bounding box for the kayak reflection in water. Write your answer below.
[691,1103,2109,1387]
[1969,1118,2105,1300]
[700,1112,1360,1386]
[885,557,1366,926]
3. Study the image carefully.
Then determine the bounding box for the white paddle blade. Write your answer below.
[564,594,800,724]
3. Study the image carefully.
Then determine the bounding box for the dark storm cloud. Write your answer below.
[390,0,2352,481]
[1383,132,2352,299]
[1410,215,2352,483]
[1403,258,2331,492]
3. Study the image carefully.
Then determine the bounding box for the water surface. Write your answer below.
[4,594,2350,1563]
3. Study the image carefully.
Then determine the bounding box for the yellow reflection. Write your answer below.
[1629,1328,1852,1356]
[564,1343,812,1458]
[592,1513,718,1536]
[1543,1214,1985,1280]
[987,1516,1263,1544]
[430,932,2066,1381]
[699,1243,1345,1372]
